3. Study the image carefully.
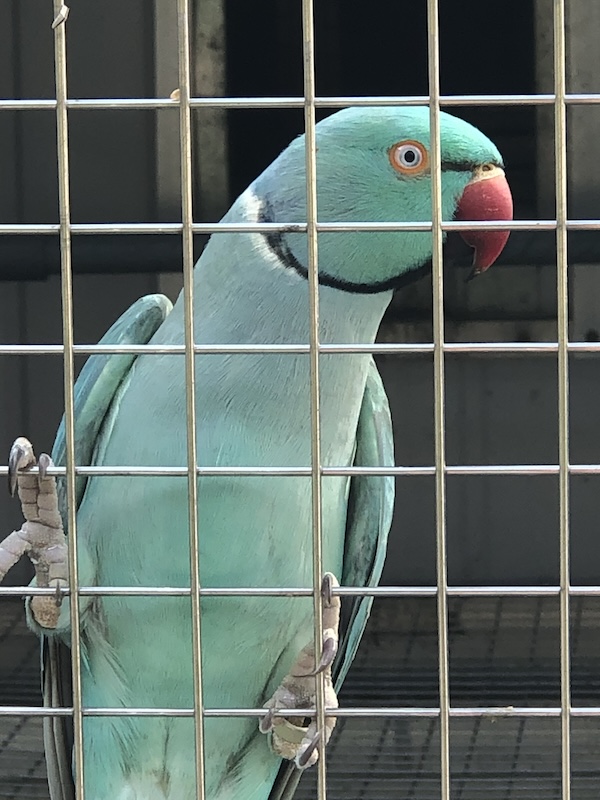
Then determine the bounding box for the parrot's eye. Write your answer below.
[388,140,429,176]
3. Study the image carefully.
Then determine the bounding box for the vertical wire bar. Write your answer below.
[426,1,451,799]
[301,1,327,797]
[553,0,571,797]
[51,3,85,798]
[176,1,206,797]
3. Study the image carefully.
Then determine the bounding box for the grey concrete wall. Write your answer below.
[0,0,157,226]
[0,273,159,583]
[0,0,229,230]
[380,351,600,587]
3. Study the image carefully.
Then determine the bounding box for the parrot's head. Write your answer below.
[253,106,513,293]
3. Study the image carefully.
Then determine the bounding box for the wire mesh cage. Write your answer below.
[0,0,599,799]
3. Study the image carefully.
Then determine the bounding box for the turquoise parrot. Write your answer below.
[1,106,512,800]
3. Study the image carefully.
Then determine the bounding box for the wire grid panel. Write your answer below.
[4,596,600,799]
[0,0,596,799]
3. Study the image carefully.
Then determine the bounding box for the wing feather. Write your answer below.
[268,357,395,800]
[40,294,171,800]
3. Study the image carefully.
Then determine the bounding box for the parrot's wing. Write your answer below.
[52,293,173,528]
[41,293,172,800]
[334,356,395,688]
[268,356,395,800]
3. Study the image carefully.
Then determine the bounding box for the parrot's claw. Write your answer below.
[321,572,334,606]
[38,452,52,481]
[258,707,275,735]
[8,436,36,496]
[259,572,340,769]
[292,633,337,678]
[1,437,69,629]
[297,730,321,769]
[292,573,339,677]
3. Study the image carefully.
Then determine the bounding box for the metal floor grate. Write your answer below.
[0,601,48,800]
[1,596,599,799]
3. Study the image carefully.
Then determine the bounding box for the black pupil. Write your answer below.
[403,148,417,164]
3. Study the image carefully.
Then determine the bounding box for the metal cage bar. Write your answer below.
[2,704,600,719]
[7,462,600,478]
[0,218,599,233]
[2,92,600,110]
[8,341,600,357]
[0,1,593,798]
[553,1,572,798]
[3,704,600,719]
[426,2,452,798]
[176,0,207,796]
[301,1,329,796]
[3,583,600,599]
[51,3,86,798]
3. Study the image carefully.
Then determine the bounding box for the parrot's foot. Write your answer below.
[1,437,68,628]
[259,573,340,769]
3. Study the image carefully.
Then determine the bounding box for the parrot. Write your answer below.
[1,106,512,800]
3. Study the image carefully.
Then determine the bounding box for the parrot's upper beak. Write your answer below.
[454,164,513,280]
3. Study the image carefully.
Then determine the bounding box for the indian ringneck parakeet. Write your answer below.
[1,106,512,800]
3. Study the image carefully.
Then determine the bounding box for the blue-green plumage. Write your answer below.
[25,106,508,800]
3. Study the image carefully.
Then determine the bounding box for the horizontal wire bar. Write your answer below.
[2,93,600,112]
[0,222,304,235]
[2,219,600,235]
[0,704,595,718]
[1,464,600,478]
[3,342,600,357]
[2,584,600,598]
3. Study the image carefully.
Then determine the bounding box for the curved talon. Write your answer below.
[38,453,52,481]
[259,708,275,734]
[54,582,65,608]
[8,467,16,498]
[8,437,36,497]
[292,634,337,678]
[296,730,321,769]
[314,635,337,674]
[321,572,334,607]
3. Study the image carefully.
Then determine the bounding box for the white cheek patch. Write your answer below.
[239,188,303,279]
[238,186,263,221]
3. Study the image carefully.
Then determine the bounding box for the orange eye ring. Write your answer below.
[388,140,429,175]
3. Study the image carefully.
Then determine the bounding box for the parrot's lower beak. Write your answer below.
[454,165,513,280]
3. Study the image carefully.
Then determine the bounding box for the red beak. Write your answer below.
[454,167,513,279]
